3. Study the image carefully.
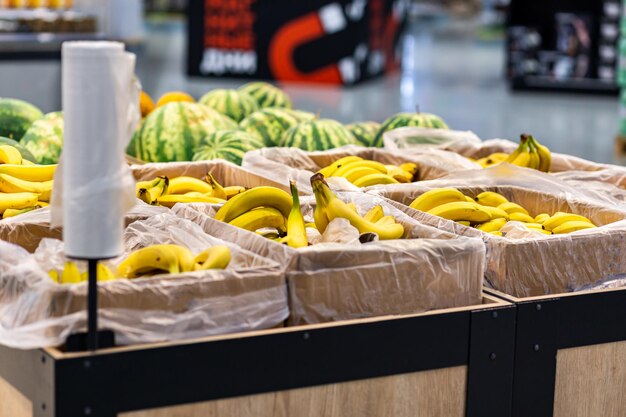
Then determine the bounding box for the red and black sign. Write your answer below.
[187,0,408,85]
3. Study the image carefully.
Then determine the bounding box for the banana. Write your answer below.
[2,206,38,219]
[475,191,508,207]
[542,212,595,231]
[457,221,471,227]
[0,174,52,202]
[318,156,363,177]
[384,165,413,183]
[282,180,308,248]
[347,202,358,212]
[509,212,535,223]
[0,192,39,214]
[409,188,467,212]
[497,202,529,216]
[341,166,383,183]
[228,207,286,233]
[80,264,118,282]
[61,261,82,284]
[376,215,396,225]
[314,175,404,240]
[400,162,418,176]
[530,135,552,173]
[224,186,246,199]
[530,228,552,235]
[48,269,59,283]
[135,177,162,194]
[352,173,399,188]
[205,173,227,199]
[117,244,182,278]
[510,142,532,168]
[488,153,510,162]
[552,221,597,234]
[214,186,292,223]
[427,202,492,224]
[0,145,22,165]
[168,245,196,272]
[465,196,475,203]
[364,205,384,223]
[167,176,212,195]
[194,245,231,270]
[312,178,330,234]
[156,194,226,208]
[21,159,35,166]
[481,206,510,220]
[526,139,541,170]
[477,218,507,232]
[332,160,387,177]
[0,164,56,182]
[534,213,550,224]
[138,176,168,205]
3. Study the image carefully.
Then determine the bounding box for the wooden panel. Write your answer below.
[0,377,32,417]
[554,341,626,417]
[121,366,467,417]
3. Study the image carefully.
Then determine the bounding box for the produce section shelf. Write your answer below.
[0,32,105,59]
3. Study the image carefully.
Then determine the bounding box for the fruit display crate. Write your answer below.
[0,294,514,417]
[485,286,626,417]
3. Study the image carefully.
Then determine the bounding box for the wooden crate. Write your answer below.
[0,294,514,417]
[486,287,626,417]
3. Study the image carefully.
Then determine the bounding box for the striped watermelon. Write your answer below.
[239,108,316,147]
[199,89,259,122]
[20,111,63,165]
[0,98,44,141]
[346,121,381,147]
[280,119,357,151]
[128,102,237,162]
[0,137,36,162]
[373,112,449,147]
[238,82,292,109]
[192,130,264,165]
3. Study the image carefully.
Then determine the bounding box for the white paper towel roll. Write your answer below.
[52,41,139,259]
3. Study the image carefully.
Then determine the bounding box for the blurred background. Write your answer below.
[1,0,624,164]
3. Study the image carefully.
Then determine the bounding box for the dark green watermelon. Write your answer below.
[20,112,63,165]
[238,82,293,109]
[346,121,381,147]
[0,98,44,141]
[192,129,265,165]
[239,108,316,147]
[280,119,357,151]
[373,112,449,147]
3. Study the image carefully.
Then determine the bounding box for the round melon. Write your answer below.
[373,112,449,147]
[192,130,265,166]
[128,102,238,163]
[346,121,381,147]
[0,137,36,162]
[199,89,259,122]
[139,91,155,118]
[156,91,194,108]
[0,98,44,141]
[239,108,316,147]
[20,111,63,165]
[238,82,292,109]
[280,119,358,151]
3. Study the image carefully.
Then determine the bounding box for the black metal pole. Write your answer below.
[87,259,99,351]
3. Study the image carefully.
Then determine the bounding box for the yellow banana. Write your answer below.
[0,164,56,182]
[194,245,231,270]
[465,196,475,203]
[80,264,118,282]
[48,269,59,283]
[384,165,413,183]
[0,192,39,214]
[364,205,384,223]
[410,188,468,213]
[214,186,292,223]
[224,186,246,199]
[156,194,226,208]
[427,202,492,224]
[0,174,52,202]
[488,153,510,162]
[167,245,196,273]
[542,212,595,231]
[0,145,22,165]
[530,228,552,235]
[311,178,330,234]
[477,218,507,232]
[509,212,535,223]
[552,221,597,234]
[347,202,358,212]
[534,213,550,224]
[510,144,532,168]
[228,207,286,233]
[457,220,471,227]
[376,215,396,225]
[530,135,552,173]
[524,223,546,230]
[61,261,82,284]
[318,156,363,177]
[2,206,38,219]
[475,191,508,207]
[205,173,227,199]
[400,162,418,176]
[526,140,541,170]
[21,159,35,166]
[332,160,387,177]
[138,176,168,205]
[167,176,212,195]
[341,166,382,183]
[135,177,162,194]
[282,180,308,248]
[481,206,510,220]
[117,244,182,278]
[497,202,529,216]
[352,173,399,188]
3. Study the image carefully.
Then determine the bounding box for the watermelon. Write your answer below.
[346,121,381,147]
[0,137,36,162]
[238,82,292,109]
[20,111,64,165]
[280,119,358,151]
[199,89,259,122]
[192,130,265,165]
[373,112,449,147]
[239,108,316,147]
[127,102,237,163]
[0,98,44,141]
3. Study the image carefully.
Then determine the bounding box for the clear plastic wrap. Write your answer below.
[367,164,626,298]
[241,145,477,194]
[383,127,604,173]
[172,191,485,326]
[0,213,288,349]
[553,167,626,205]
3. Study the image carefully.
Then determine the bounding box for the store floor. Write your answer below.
[1,18,621,164]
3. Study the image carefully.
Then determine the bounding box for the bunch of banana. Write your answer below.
[317,156,418,187]
[311,173,405,240]
[117,244,231,278]
[0,145,56,220]
[48,261,117,284]
[136,173,247,208]
[503,134,552,172]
